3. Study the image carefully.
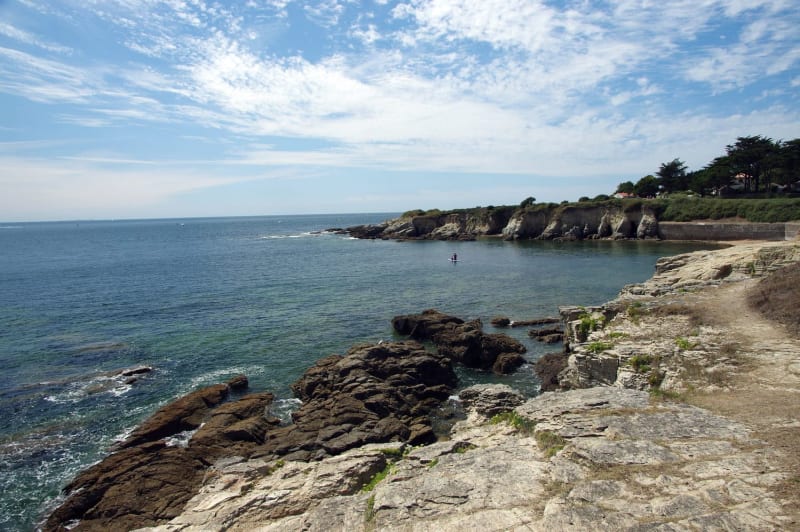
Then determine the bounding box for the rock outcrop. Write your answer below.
[343,203,798,242]
[43,376,276,532]
[391,309,527,374]
[45,342,458,531]
[344,203,662,241]
[252,341,457,461]
[557,241,800,391]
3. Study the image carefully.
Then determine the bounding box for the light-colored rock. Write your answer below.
[458,383,525,417]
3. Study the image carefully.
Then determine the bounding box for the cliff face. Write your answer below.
[504,204,660,240]
[348,203,660,241]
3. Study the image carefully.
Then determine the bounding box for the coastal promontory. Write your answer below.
[340,198,800,242]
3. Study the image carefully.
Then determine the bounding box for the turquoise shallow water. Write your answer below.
[0,214,717,530]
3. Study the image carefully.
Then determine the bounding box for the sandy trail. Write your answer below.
[691,280,800,520]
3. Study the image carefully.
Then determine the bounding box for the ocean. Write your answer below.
[0,214,716,530]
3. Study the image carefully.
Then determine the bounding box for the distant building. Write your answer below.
[613,192,635,199]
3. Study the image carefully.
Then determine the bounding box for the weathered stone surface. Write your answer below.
[139,386,794,531]
[120,384,230,449]
[252,341,457,461]
[392,309,527,374]
[458,384,525,417]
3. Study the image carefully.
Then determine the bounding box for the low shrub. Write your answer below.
[490,411,536,434]
[586,341,613,354]
[628,354,653,373]
[536,430,567,457]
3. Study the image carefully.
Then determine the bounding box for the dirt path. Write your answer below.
[691,281,800,521]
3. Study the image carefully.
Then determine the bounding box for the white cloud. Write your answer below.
[0,0,797,220]
[304,0,345,27]
[0,21,72,53]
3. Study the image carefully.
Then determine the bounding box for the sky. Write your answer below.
[1,0,798,221]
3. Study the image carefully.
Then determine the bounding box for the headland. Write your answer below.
[338,199,800,241]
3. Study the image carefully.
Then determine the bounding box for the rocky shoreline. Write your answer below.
[44,241,800,531]
[335,207,799,241]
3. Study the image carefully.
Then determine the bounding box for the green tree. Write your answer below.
[726,135,780,193]
[773,139,800,186]
[616,181,635,194]
[701,156,735,195]
[634,175,659,197]
[656,158,688,192]
[520,196,536,208]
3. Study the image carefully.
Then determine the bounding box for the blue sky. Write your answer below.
[1,0,798,221]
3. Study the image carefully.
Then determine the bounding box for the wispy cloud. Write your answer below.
[0,0,797,220]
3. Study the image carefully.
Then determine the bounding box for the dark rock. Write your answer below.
[492,353,527,374]
[120,383,230,449]
[254,341,457,461]
[535,352,568,392]
[391,309,464,339]
[509,317,560,327]
[45,381,281,532]
[226,374,249,391]
[528,326,564,338]
[490,316,511,327]
[345,223,388,239]
[538,334,563,344]
[47,340,461,530]
[43,442,206,532]
[393,310,527,374]
[118,365,153,377]
[190,392,279,455]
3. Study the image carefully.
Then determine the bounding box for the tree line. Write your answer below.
[616,135,800,198]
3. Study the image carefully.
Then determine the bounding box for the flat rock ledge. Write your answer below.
[137,386,791,531]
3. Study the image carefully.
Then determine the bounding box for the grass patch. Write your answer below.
[628,354,653,373]
[648,369,665,387]
[361,463,394,493]
[490,411,537,434]
[426,458,439,469]
[649,387,684,402]
[608,331,629,340]
[536,430,567,457]
[576,313,604,341]
[675,337,696,350]
[658,197,800,223]
[626,301,644,324]
[586,341,614,354]
[364,493,376,524]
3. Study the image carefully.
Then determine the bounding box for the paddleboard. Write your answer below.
[449,258,459,262]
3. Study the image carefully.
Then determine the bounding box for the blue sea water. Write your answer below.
[0,214,717,530]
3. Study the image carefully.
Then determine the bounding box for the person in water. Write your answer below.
[451,253,458,261]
